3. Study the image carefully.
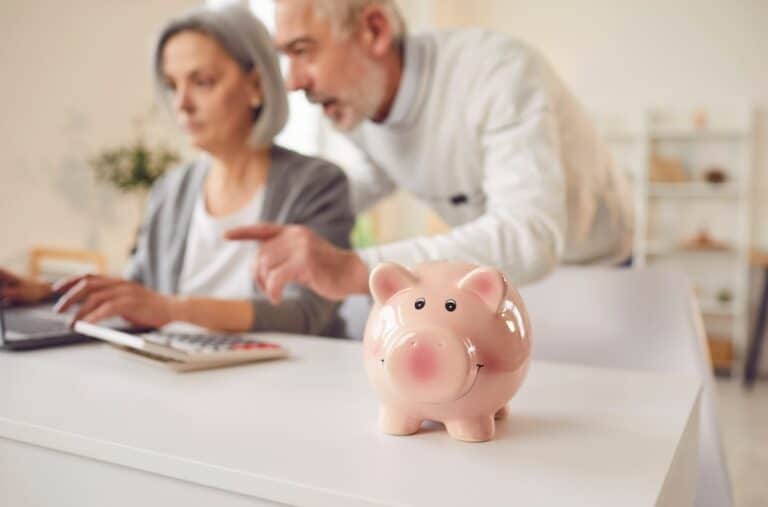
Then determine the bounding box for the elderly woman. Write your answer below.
[1,4,353,337]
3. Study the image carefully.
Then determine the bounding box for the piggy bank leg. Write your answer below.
[445,415,495,442]
[380,405,422,435]
[495,405,509,420]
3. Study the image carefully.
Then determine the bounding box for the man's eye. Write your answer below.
[291,46,312,57]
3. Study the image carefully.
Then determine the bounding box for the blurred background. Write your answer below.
[0,1,766,503]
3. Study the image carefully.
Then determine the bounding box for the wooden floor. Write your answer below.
[715,377,768,506]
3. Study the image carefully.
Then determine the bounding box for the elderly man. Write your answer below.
[227,0,633,304]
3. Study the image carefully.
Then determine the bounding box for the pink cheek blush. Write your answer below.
[408,343,438,381]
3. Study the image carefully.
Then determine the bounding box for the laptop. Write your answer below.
[0,299,95,350]
[0,293,152,351]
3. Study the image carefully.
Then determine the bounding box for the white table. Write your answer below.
[520,267,731,507]
[0,336,700,507]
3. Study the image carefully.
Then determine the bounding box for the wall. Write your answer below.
[0,0,198,274]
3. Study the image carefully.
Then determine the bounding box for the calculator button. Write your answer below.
[169,337,203,352]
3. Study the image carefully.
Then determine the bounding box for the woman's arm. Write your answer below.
[53,274,256,331]
[53,272,345,336]
[0,268,54,304]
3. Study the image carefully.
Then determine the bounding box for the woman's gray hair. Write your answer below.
[153,3,288,149]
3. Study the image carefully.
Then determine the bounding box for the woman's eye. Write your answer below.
[445,299,457,312]
[414,298,426,310]
[195,78,216,88]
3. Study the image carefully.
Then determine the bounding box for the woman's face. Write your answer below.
[161,30,261,152]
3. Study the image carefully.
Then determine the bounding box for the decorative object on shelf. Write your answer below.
[599,106,753,373]
[364,261,531,442]
[692,283,702,297]
[650,153,687,183]
[90,140,180,193]
[716,288,733,305]
[680,229,731,252]
[703,166,728,185]
[692,108,708,129]
[707,334,733,375]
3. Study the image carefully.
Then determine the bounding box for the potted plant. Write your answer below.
[89,139,179,194]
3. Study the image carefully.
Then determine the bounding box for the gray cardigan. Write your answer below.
[124,145,354,338]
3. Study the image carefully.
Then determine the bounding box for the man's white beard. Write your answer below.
[331,60,388,132]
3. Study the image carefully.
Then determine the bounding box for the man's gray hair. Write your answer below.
[313,0,406,43]
[153,4,288,149]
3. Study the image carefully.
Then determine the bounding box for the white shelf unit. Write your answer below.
[598,107,755,360]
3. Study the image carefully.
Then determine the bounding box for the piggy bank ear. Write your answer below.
[458,267,507,313]
[369,263,418,305]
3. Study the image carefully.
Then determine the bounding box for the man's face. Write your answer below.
[275,0,386,131]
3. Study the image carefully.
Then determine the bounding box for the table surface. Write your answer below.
[0,335,700,507]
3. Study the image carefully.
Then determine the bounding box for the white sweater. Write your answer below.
[347,29,634,285]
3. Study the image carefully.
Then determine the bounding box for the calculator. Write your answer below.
[73,321,289,372]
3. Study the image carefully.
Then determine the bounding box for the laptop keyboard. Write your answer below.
[3,310,70,335]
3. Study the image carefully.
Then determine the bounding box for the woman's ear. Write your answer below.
[248,70,263,108]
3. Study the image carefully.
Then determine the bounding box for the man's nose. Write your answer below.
[286,60,310,92]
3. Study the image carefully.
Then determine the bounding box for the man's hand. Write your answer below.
[0,268,54,305]
[52,275,175,328]
[225,224,369,304]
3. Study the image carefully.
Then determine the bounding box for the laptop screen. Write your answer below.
[0,282,7,344]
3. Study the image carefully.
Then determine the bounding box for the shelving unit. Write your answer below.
[598,106,755,372]
[647,182,740,199]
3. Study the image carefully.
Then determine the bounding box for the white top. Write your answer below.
[348,30,634,285]
[0,336,700,507]
[178,188,264,299]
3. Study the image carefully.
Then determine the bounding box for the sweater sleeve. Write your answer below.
[357,50,567,286]
[344,150,397,215]
[248,163,355,337]
[122,173,170,285]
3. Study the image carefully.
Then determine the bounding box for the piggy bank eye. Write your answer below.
[445,299,457,312]
[414,298,426,310]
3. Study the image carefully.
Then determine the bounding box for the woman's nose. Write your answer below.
[173,86,194,113]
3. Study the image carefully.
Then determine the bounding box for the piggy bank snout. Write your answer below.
[384,330,477,404]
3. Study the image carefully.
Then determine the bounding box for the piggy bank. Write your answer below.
[363,261,532,442]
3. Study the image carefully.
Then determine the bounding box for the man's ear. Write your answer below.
[359,4,395,57]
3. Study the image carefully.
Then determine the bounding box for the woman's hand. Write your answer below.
[0,268,54,305]
[53,275,174,328]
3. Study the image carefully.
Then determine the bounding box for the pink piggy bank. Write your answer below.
[363,261,532,442]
